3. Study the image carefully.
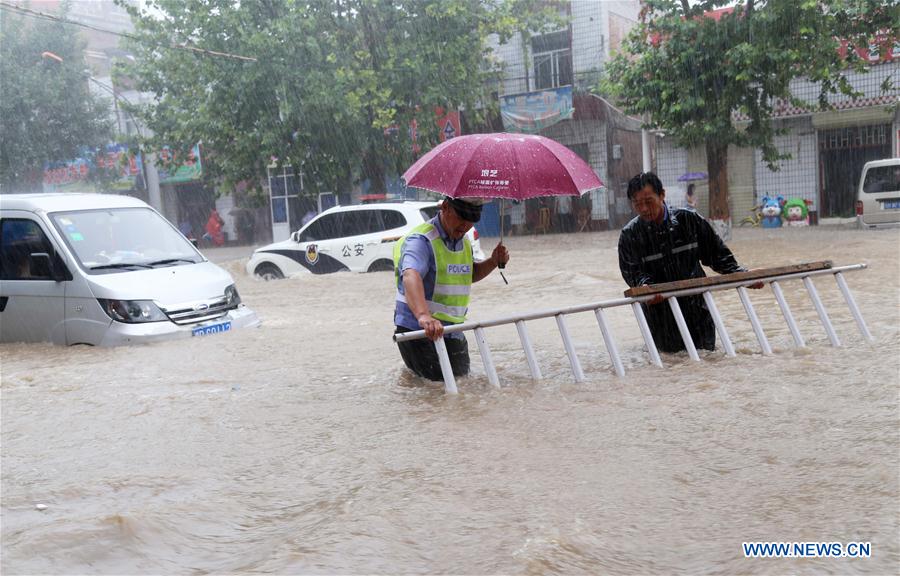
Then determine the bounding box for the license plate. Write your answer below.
[192,321,231,336]
[882,199,900,210]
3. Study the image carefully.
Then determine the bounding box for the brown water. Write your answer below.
[2,227,899,575]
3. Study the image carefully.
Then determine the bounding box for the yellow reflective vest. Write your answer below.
[393,222,472,324]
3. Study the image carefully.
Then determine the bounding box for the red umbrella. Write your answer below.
[402,133,604,282]
[402,133,603,201]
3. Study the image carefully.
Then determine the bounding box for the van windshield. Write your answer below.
[862,165,900,194]
[50,208,202,273]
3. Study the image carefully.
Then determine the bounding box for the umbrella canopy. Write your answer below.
[677,171,708,182]
[402,133,603,201]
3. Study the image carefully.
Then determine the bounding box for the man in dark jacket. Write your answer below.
[618,172,752,353]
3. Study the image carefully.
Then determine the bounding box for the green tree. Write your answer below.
[0,6,112,193]
[602,0,896,229]
[117,0,543,197]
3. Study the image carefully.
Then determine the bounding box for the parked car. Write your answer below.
[246,201,486,279]
[857,158,900,229]
[0,193,259,346]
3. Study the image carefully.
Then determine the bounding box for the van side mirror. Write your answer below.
[30,253,68,282]
[291,231,301,243]
[190,238,199,248]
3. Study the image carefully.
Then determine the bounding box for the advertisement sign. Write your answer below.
[500,85,574,133]
[43,143,143,193]
[435,107,461,142]
[158,143,202,183]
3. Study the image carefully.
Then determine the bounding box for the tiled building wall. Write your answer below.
[542,118,609,219]
[571,1,604,89]
[786,61,897,108]
[490,33,528,96]
[656,139,688,207]
[894,114,900,157]
[754,118,818,210]
[489,0,641,96]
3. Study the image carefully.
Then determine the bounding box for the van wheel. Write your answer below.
[367,259,394,272]
[254,263,284,280]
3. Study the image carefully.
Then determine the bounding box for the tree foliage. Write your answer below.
[602,0,897,222]
[118,0,542,197]
[0,7,112,193]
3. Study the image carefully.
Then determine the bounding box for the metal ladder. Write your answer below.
[392,263,872,394]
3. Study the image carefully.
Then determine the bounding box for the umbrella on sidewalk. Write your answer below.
[677,171,708,182]
[402,132,604,283]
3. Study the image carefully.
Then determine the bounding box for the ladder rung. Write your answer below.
[594,308,625,377]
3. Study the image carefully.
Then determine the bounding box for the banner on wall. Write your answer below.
[158,143,202,183]
[500,85,574,133]
[43,143,144,193]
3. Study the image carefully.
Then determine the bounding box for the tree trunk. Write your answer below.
[363,143,386,195]
[706,141,731,240]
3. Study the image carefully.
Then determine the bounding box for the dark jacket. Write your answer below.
[618,206,744,352]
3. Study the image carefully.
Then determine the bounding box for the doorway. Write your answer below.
[818,124,891,218]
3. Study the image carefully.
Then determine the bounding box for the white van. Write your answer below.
[0,193,259,346]
[857,158,900,229]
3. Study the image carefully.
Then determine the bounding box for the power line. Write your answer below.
[0,1,257,62]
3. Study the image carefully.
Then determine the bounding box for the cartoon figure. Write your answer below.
[782,198,811,226]
[760,195,785,228]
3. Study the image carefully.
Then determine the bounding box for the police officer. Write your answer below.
[394,197,509,380]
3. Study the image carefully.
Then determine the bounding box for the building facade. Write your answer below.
[487,0,644,230]
[654,49,900,224]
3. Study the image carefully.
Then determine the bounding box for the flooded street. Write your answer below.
[2,227,898,574]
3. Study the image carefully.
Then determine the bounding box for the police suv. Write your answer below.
[246,202,486,279]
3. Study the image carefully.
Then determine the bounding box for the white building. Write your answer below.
[488,0,644,229]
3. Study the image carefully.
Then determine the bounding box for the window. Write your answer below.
[50,208,200,271]
[1,219,55,280]
[298,213,341,242]
[863,165,900,194]
[532,29,572,89]
[339,211,366,237]
[381,210,407,230]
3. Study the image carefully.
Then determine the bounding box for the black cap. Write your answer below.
[447,197,485,223]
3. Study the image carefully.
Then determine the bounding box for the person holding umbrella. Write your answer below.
[393,197,509,381]
[396,132,602,380]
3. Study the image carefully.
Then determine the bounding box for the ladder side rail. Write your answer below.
[433,337,458,394]
[803,276,841,347]
[594,308,626,377]
[834,272,874,342]
[702,291,736,357]
[667,297,701,361]
[737,286,773,355]
[770,280,805,348]
[556,314,585,382]
[473,327,501,388]
[639,264,868,302]
[393,296,636,342]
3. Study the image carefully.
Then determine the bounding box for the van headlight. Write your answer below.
[98,299,168,323]
[224,284,242,307]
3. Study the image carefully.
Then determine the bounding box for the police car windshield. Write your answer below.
[50,207,202,273]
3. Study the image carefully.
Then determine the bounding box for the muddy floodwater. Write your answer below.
[2,227,898,575]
